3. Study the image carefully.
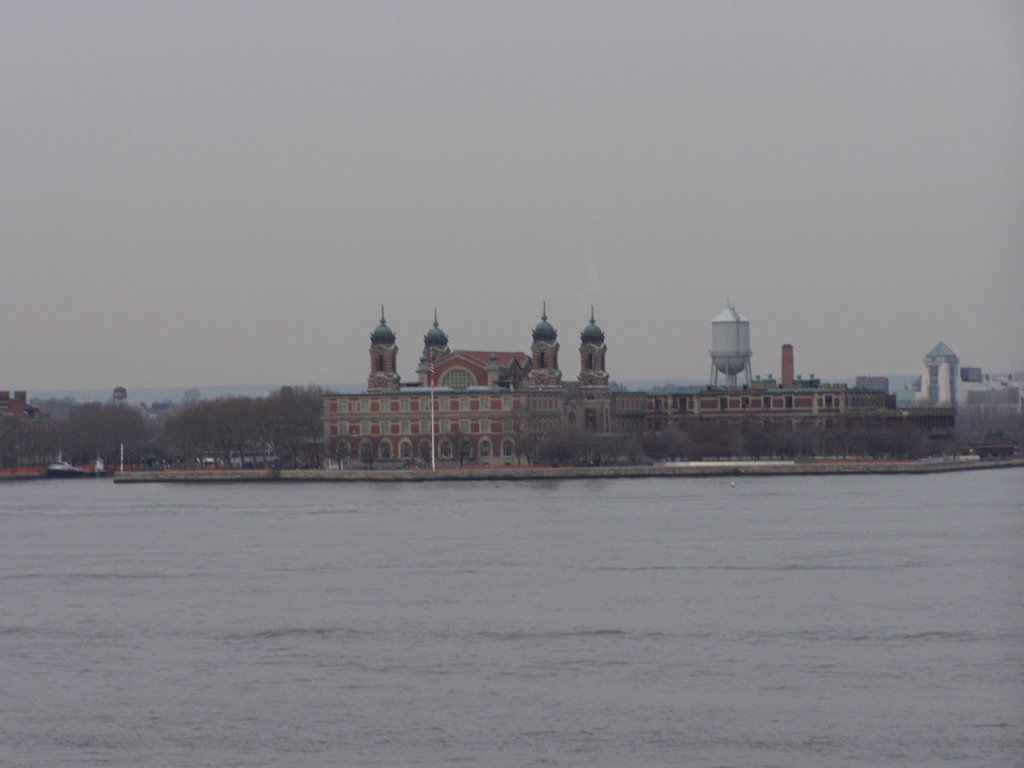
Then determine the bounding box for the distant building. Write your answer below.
[920,341,959,406]
[965,386,1022,416]
[855,376,889,393]
[957,366,1022,415]
[960,367,983,383]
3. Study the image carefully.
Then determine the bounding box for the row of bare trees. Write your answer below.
[162,386,323,468]
[525,419,951,466]
[0,403,149,468]
[0,386,324,470]
[4,391,1018,470]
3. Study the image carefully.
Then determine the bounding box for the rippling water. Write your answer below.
[2,471,1022,766]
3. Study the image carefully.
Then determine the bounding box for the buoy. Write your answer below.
[730,481,736,487]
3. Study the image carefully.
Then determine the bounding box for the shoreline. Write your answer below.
[106,458,1024,483]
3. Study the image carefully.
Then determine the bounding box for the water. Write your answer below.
[1,471,1021,767]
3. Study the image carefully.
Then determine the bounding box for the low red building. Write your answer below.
[0,391,53,467]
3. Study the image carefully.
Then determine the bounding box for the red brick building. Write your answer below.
[324,307,612,466]
[0,391,53,467]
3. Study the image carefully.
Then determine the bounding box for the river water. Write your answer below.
[1,471,1022,767]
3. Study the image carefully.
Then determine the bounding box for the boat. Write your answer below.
[46,455,88,478]
[91,457,112,477]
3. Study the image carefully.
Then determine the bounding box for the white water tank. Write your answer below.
[710,305,752,384]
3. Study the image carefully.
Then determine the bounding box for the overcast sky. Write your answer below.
[2,1,1022,391]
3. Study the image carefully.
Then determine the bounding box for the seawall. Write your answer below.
[112,459,1024,483]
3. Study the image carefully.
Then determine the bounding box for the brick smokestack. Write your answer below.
[781,344,794,388]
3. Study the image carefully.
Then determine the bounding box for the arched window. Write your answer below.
[359,441,372,462]
[441,368,473,389]
[419,439,432,463]
[587,352,594,370]
[459,438,473,461]
[479,439,492,458]
[439,439,453,459]
[539,351,546,368]
[399,440,412,459]
[502,438,516,457]
[377,353,385,371]
[379,441,392,460]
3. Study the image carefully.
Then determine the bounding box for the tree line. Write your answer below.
[522,417,996,466]
[2,389,1019,470]
[0,386,323,470]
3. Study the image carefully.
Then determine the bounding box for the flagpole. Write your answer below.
[429,356,436,471]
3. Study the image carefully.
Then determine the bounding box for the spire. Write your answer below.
[424,308,449,350]
[532,302,557,343]
[581,305,605,345]
[370,306,396,345]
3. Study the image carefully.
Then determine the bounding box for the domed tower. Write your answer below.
[527,303,562,389]
[578,306,608,388]
[417,309,451,386]
[368,307,400,392]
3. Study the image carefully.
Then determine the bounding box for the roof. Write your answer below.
[458,350,530,368]
[925,341,958,359]
[713,306,748,323]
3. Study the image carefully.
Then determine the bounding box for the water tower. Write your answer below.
[709,304,752,388]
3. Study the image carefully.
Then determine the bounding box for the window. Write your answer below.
[502,438,516,457]
[441,369,473,389]
[399,440,412,459]
[379,441,392,460]
[439,439,453,459]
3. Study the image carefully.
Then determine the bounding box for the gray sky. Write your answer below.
[3,1,1022,391]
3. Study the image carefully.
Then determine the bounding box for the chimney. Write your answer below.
[781,344,794,388]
